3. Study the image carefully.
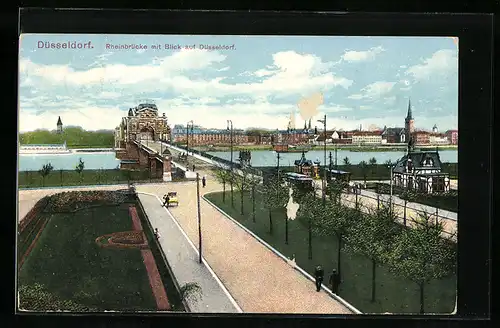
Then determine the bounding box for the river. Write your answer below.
[206,149,458,167]
[18,148,458,171]
[19,152,120,171]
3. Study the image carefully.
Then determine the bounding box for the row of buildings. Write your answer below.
[114,100,457,148]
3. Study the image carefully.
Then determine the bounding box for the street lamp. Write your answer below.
[227,120,234,208]
[196,172,202,263]
[186,120,194,155]
[317,115,327,205]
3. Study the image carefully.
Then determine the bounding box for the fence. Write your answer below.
[336,190,457,238]
[18,169,163,188]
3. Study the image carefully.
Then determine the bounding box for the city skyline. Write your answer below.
[19,34,458,132]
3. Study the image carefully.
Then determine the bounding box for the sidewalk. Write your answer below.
[136,174,353,314]
[137,193,240,313]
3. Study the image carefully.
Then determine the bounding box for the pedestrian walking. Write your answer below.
[329,269,341,294]
[202,175,206,188]
[314,265,324,292]
[154,228,161,240]
[162,193,170,207]
[192,164,196,171]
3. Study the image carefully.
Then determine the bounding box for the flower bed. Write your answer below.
[95,231,148,249]
[44,190,130,213]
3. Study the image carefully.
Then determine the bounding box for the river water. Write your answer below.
[18,149,458,171]
[207,149,458,167]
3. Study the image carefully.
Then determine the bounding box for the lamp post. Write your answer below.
[317,115,327,205]
[196,172,202,263]
[187,120,193,155]
[227,120,234,208]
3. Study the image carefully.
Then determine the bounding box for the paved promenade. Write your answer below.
[135,174,353,314]
[138,193,240,313]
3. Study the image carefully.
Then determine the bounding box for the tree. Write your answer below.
[245,171,261,222]
[262,174,289,235]
[344,203,402,302]
[386,212,457,314]
[95,168,107,185]
[38,163,53,187]
[212,165,232,203]
[180,282,203,303]
[296,191,320,259]
[326,179,347,204]
[311,199,357,277]
[368,157,377,175]
[384,159,393,166]
[232,169,253,215]
[75,158,85,185]
[359,160,369,185]
[342,156,351,166]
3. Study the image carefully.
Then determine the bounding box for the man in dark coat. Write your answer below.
[329,269,341,294]
[202,175,206,188]
[314,265,324,292]
[162,194,170,207]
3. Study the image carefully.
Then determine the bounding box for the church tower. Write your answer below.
[404,99,414,141]
[56,116,63,134]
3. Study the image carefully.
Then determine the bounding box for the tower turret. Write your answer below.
[404,98,415,141]
[56,116,63,134]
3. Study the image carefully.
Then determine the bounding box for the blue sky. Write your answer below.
[18,34,458,132]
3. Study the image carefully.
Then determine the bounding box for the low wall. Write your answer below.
[19,196,50,232]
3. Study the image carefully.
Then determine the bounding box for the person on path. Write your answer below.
[202,175,206,188]
[162,193,170,207]
[329,269,341,294]
[154,228,161,240]
[314,265,324,292]
[192,164,196,171]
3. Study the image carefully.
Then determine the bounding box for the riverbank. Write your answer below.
[193,144,458,152]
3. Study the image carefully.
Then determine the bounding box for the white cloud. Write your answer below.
[405,49,458,80]
[348,81,396,100]
[19,50,352,101]
[342,46,385,62]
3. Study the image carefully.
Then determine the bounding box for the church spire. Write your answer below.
[406,98,413,120]
[308,118,312,129]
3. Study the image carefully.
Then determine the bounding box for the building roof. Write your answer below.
[57,116,63,125]
[327,169,351,175]
[393,150,444,174]
[294,152,314,166]
[382,127,405,136]
[352,131,382,136]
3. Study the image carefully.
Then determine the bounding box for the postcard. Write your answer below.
[17,34,458,314]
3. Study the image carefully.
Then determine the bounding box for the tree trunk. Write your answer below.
[419,281,425,314]
[60,170,63,186]
[285,215,289,244]
[377,194,380,210]
[403,199,407,226]
[269,210,273,235]
[252,185,256,222]
[222,182,226,203]
[231,181,234,208]
[308,216,313,259]
[337,233,342,275]
[371,258,376,302]
[240,190,244,215]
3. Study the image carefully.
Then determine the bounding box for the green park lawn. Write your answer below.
[18,203,157,311]
[205,190,456,314]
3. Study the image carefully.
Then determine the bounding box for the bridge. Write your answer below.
[115,140,173,181]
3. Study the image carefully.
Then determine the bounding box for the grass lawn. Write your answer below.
[18,169,161,188]
[205,190,456,314]
[18,203,157,311]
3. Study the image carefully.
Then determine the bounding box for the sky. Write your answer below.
[18,34,459,133]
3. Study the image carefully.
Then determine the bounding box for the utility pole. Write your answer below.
[317,115,327,205]
[227,120,234,208]
[329,151,333,170]
[335,145,338,169]
[196,172,202,263]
